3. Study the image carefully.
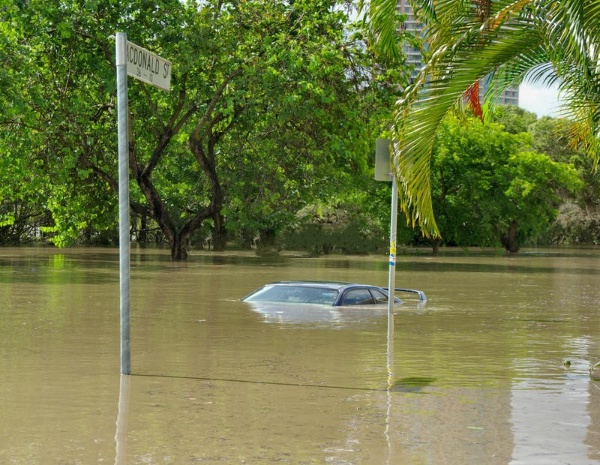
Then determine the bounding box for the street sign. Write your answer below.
[375,138,393,181]
[125,40,171,91]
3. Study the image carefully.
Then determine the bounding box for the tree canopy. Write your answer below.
[2,0,598,255]
[431,115,582,252]
[1,0,410,258]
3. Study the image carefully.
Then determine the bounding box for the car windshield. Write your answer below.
[244,285,339,305]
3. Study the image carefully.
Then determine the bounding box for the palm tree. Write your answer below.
[362,0,600,237]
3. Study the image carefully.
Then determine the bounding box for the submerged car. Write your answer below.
[241,281,426,306]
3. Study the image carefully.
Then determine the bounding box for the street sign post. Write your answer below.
[375,138,397,389]
[115,32,171,375]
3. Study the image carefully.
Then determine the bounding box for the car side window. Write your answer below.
[342,289,375,305]
[370,289,388,304]
[302,288,339,305]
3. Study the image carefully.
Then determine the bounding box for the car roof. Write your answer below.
[265,281,381,291]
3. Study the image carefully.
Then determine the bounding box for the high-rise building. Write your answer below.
[397,0,424,81]
[397,0,519,106]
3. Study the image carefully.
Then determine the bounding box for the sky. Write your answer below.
[518,81,562,118]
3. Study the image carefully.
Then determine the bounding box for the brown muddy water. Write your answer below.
[0,246,599,464]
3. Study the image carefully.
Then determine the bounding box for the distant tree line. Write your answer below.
[1,1,598,257]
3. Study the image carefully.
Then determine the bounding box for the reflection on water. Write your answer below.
[0,247,599,464]
[115,375,130,465]
[245,301,406,326]
[510,337,600,464]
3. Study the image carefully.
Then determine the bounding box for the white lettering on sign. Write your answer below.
[126,41,171,91]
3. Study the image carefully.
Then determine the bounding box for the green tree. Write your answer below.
[362,0,600,235]
[3,0,409,258]
[528,116,600,243]
[489,106,537,135]
[431,116,582,253]
[0,1,49,242]
[218,12,411,250]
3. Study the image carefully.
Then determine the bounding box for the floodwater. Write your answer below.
[1,246,599,465]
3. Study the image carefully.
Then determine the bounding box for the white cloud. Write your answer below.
[519,82,562,118]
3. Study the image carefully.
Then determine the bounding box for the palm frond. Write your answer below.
[393,7,542,236]
[359,0,403,61]
[485,45,554,114]
[544,0,600,162]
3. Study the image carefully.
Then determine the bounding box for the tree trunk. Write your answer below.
[431,237,442,255]
[212,213,226,252]
[501,220,519,253]
[171,232,188,260]
[139,213,148,244]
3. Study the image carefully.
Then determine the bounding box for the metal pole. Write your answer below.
[387,174,398,352]
[116,32,131,375]
[385,306,395,464]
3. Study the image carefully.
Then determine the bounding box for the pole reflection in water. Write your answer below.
[114,375,131,465]
[385,310,394,465]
